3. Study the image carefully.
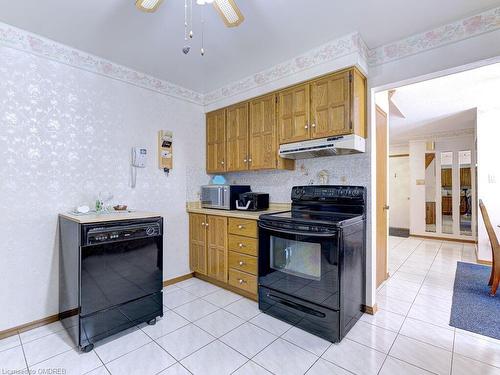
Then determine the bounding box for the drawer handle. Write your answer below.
[238,279,247,285]
[238,243,246,248]
[238,261,245,266]
[238,225,245,229]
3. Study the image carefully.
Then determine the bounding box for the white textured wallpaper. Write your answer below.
[222,154,370,203]
[0,46,205,330]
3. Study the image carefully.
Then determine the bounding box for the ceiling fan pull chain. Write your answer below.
[189,0,194,39]
[184,0,188,40]
[182,0,192,55]
[201,3,205,56]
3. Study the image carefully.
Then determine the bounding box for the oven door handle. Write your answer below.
[258,223,337,237]
[266,293,326,318]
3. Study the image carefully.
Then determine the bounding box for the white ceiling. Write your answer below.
[1,1,500,93]
[388,63,500,143]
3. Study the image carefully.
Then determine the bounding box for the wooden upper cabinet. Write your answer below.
[206,109,226,174]
[249,94,277,170]
[278,84,310,144]
[310,71,351,139]
[226,103,249,172]
[351,68,367,138]
[189,214,207,275]
[205,67,366,174]
[206,215,228,282]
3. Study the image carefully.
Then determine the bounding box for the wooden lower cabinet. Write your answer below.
[228,269,257,295]
[189,213,259,298]
[189,214,207,275]
[207,216,228,282]
[228,251,257,275]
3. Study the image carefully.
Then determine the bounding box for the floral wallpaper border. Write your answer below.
[203,32,366,104]
[205,6,500,105]
[368,6,500,66]
[1,6,500,106]
[0,22,204,105]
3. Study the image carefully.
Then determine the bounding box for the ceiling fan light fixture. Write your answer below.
[213,0,244,27]
[135,0,164,13]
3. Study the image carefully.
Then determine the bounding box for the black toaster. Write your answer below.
[236,192,270,211]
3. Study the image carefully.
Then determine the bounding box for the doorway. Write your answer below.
[373,63,500,286]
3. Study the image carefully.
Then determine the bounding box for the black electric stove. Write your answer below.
[258,185,366,343]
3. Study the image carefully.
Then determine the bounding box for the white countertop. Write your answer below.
[59,210,162,224]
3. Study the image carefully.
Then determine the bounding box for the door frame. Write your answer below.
[375,105,388,288]
[368,55,500,309]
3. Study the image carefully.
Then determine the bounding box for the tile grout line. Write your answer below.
[450,329,456,375]
[18,335,30,374]
[376,238,443,374]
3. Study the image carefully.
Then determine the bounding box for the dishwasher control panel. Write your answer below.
[83,220,162,245]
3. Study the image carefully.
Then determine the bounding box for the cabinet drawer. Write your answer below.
[228,218,257,238]
[228,269,257,295]
[228,251,257,275]
[228,235,258,256]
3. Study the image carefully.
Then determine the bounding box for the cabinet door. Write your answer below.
[206,109,226,173]
[207,215,228,282]
[310,71,351,139]
[249,94,277,170]
[189,214,207,275]
[226,103,249,172]
[278,84,310,144]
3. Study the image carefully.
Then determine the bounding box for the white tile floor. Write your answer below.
[1,237,499,375]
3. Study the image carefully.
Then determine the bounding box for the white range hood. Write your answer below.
[279,134,365,160]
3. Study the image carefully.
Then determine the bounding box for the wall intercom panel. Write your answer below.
[158,130,173,174]
[132,147,148,168]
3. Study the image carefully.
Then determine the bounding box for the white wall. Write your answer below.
[389,157,410,229]
[477,107,500,261]
[0,45,205,331]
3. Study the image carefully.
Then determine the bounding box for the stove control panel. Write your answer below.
[291,185,365,201]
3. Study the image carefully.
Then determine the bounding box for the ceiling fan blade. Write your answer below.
[388,90,406,119]
[213,0,244,27]
[135,0,164,13]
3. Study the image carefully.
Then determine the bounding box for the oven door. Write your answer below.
[258,222,340,310]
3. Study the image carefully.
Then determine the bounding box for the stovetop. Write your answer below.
[259,185,366,228]
[264,209,362,225]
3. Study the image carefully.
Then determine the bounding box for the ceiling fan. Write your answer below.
[135,0,244,27]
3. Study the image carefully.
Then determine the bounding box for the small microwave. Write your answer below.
[201,185,251,210]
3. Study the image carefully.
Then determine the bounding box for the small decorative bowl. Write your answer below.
[113,205,128,211]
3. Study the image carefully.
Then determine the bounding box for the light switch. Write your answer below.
[488,174,496,184]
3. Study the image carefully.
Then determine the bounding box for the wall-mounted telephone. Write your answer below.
[132,147,147,168]
[131,147,147,188]
[158,130,173,176]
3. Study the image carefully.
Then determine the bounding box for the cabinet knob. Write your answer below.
[205,223,209,227]
[238,279,246,285]
[248,158,252,162]
[311,123,316,128]
[220,161,225,165]
[244,159,247,163]
[304,124,309,129]
[238,243,245,248]
[201,222,205,226]
[238,225,245,229]
[239,261,245,266]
